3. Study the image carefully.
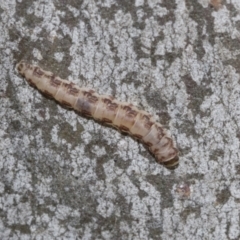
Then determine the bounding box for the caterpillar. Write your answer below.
[16,61,179,168]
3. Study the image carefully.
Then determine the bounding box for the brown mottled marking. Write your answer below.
[50,77,62,87]
[142,115,153,130]
[103,99,118,111]
[155,126,164,140]
[61,100,72,108]
[88,96,98,104]
[62,83,80,96]
[145,141,153,147]
[45,74,52,79]
[43,90,54,98]
[119,125,130,132]
[123,106,138,118]
[88,89,95,94]
[26,78,37,87]
[33,67,44,77]
[69,87,79,96]
[132,134,142,140]
[83,91,99,104]
[103,98,111,104]
[16,61,179,168]
[81,110,92,117]
[63,83,70,88]
[102,118,113,124]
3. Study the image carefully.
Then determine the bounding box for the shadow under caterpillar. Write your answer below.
[16,61,179,168]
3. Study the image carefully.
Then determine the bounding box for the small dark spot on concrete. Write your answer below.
[145,90,168,111]
[4,184,14,194]
[216,188,231,205]
[184,75,212,115]
[11,224,31,234]
[180,206,201,223]
[38,109,46,119]
[9,120,22,132]
[209,148,224,161]
[146,174,175,208]
[58,121,81,146]
[122,71,139,85]
[235,165,240,175]
[138,188,149,199]
[95,156,107,180]
[178,119,198,137]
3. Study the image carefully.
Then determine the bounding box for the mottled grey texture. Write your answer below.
[1,0,240,239]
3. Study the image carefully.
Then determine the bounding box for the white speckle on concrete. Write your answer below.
[230,180,240,199]
[54,52,65,62]
[33,48,43,60]
[212,7,232,34]
[135,0,144,7]
[50,125,60,145]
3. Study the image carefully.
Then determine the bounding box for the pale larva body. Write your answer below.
[16,61,179,168]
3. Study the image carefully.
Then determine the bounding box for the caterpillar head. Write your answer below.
[16,61,28,76]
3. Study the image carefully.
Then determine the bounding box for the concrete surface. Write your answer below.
[1,0,240,239]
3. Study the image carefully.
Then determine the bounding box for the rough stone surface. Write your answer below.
[1,0,240,239]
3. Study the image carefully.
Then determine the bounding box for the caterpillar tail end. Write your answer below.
[16,61,27,76]
[162,156,179,169]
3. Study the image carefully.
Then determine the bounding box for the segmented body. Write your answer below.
[16,61,179,168]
